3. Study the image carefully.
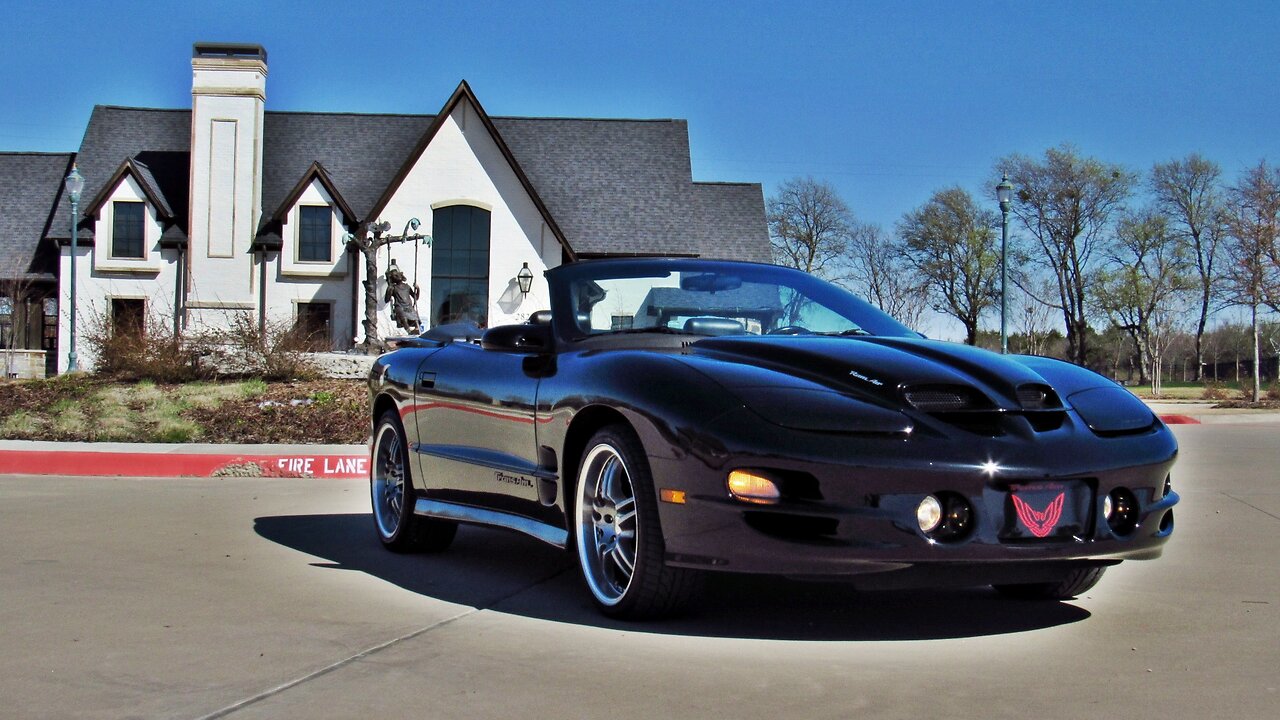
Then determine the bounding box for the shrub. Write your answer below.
[83,306,216,383]
[206,313,319,382]
[1201,383,1226,401]
[83,307,318,383]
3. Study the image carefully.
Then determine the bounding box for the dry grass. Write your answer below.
[0,377,365,443]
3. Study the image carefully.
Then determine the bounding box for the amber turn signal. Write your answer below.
[660,489,687,504]
[727,470,781,504]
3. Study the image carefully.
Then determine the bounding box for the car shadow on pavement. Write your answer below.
[255,513,1090,641]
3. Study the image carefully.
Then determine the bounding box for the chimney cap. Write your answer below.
[193,42,267,63]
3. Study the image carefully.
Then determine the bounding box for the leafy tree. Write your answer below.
[999,146,1134,366]
[1222,161,1280,402]
[1094,209,1192,393]
[1151,154,1225,381]
[842,223,928,329]
[768,177,854,278]
[898,187,1002,345]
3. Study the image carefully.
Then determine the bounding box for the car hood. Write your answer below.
[686,335,1073,410]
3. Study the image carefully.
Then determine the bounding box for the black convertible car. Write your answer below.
[368,258,1178,619]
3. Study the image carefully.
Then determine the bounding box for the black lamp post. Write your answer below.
[996,174,1013,355]
[64,164,85,372]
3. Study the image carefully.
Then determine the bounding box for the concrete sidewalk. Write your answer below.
[0,404,1274,479]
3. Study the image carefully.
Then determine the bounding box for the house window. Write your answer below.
[430,205,490,327]
[112,201,146,259]
[111,298,145,338]
[294,302,332,350]
[0,297,12,350]
[298,206,332,262]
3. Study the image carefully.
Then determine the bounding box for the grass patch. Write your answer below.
[176,382,243,410]
[240,379,268,398]
[52,404,89,437]
[1,410,41,436]
[93,386,137,441]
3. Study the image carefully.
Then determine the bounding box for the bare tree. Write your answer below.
[1014,283,1057,356]
[1094,209,1192,391]
[768,177,854,278]
[1222,161,1280,402]
[898,187,1001,345]
[999,146,1134,366]
[1151,155,1225,381]
[842,223,928,329]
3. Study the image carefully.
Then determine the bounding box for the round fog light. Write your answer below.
[917,495,943,533]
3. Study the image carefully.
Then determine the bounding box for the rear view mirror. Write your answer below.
[680,273,742,292]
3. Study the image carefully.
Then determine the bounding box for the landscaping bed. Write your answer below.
[0,376,367,444]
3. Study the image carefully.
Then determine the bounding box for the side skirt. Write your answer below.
[414,497,568,548]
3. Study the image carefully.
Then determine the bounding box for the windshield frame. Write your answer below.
[547,258,917,344]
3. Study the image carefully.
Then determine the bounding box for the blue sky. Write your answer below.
[3,1,1275,253]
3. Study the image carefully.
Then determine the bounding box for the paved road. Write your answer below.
[1,424,1276,719]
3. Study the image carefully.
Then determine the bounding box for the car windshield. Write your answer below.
[554,260,917,339]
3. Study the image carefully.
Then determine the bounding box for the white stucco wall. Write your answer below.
[56,178,182,373]
[187,57,265,312]
[57,91,570,372]
[373,97,562,342]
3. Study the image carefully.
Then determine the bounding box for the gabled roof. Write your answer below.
[0,152,74,280]
[254,161,358,250]
[83,157,176,221]
[47,107,190,243]
[46,91,769,262]
[366,81,575,260]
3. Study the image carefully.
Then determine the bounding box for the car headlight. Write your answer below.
[1068,386,1156,434]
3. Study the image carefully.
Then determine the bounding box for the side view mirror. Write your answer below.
[481,322,553,353]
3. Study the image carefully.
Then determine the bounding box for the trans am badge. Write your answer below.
[1011,492,1066,538]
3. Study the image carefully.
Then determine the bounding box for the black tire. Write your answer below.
[572,424,702,619]
[371,410,457,553]
[994,566,1107,600]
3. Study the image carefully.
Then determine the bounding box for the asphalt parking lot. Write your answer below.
[2,424,1277,720]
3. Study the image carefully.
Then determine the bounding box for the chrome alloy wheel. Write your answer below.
[576,443,640,606]
[371,421,406,539]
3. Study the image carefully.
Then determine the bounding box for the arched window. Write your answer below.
[430,205,490,327]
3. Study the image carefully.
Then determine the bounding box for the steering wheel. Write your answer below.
[767,325,812,335]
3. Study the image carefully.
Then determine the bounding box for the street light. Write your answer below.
[64,164,85,372]
[996,173,1013,355]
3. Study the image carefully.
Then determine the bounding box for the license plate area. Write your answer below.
[998,480,1094,542]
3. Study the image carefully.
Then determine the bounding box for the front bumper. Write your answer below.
[649,408,1178,583]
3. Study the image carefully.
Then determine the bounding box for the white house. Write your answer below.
[1,43,770,375]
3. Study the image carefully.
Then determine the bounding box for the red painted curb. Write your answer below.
[1159,414,1201,425]
[0,450,368,478]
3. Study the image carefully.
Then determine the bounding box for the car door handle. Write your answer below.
[418,371,436,390]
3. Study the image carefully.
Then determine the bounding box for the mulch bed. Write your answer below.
[185,380,367,444]
[0,377,368,444]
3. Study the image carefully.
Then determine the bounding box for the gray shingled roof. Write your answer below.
[43,104,768,261]
[494,117,701,256]
[48,107,191,243]
[692,182,771,262]
[0,152,73,280]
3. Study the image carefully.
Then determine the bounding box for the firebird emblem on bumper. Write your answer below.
[1011,492,1065,538]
